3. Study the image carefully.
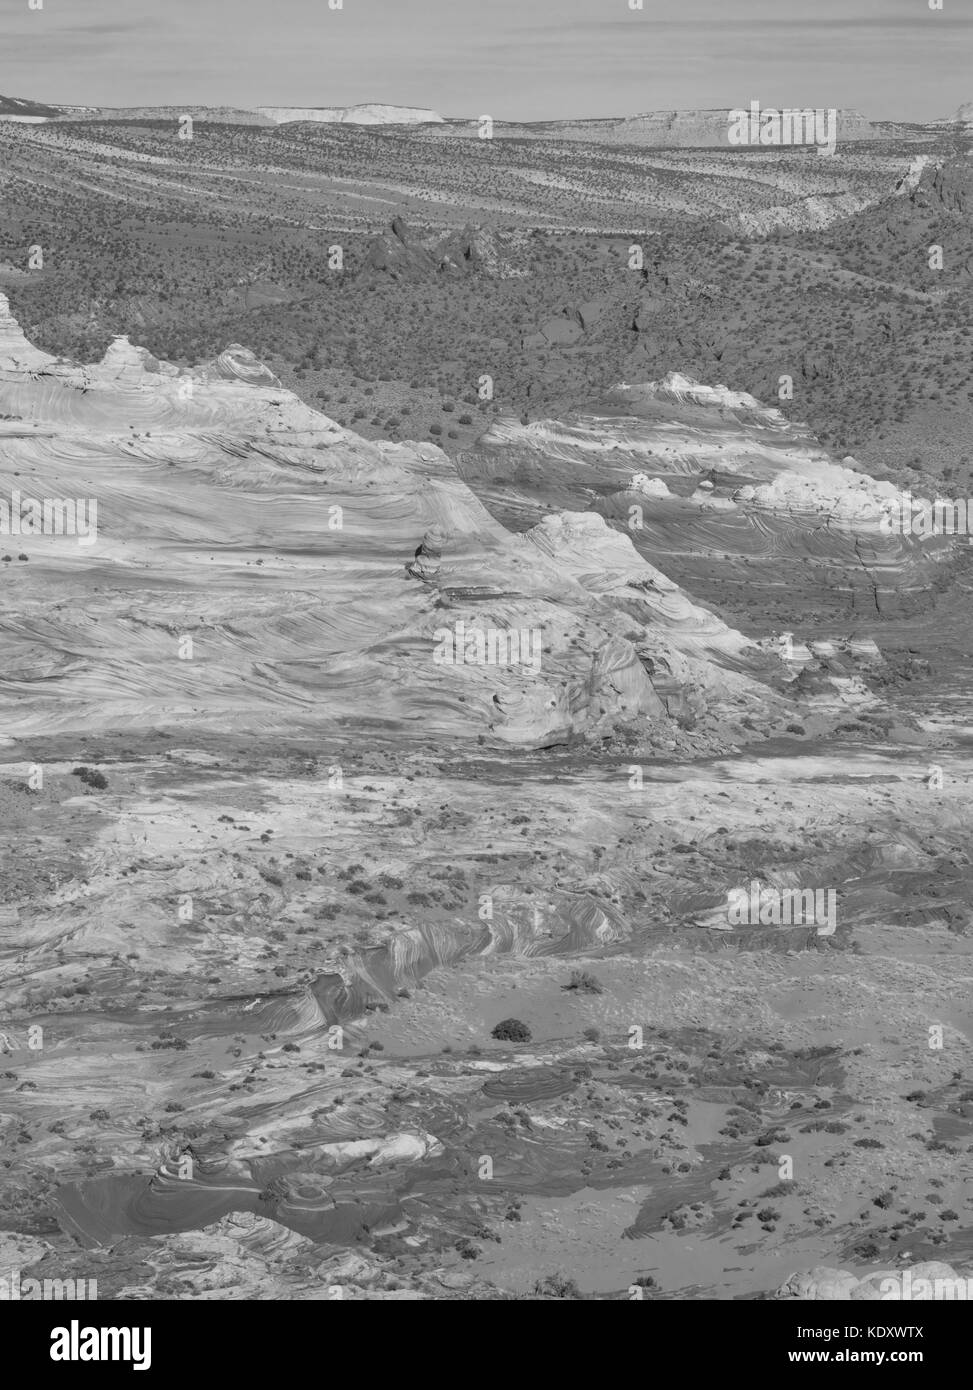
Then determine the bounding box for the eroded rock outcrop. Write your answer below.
[0,295,786,752]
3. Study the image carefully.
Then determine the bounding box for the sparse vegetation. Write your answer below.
[562,969,604,995]
[532,1273,582,1299]
[71,766,108,790]
[491,1018,532,1043]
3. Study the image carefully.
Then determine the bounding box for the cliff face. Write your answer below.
[455,107,885,146]
[615,107,879,145]
[256,104,444,125]
[0,97,443,126]
[41,104,275,124]
[926,157,973,214]
[0,93,61,118]
[0,96,892,140]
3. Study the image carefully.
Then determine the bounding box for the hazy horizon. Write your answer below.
[4,0,970,123]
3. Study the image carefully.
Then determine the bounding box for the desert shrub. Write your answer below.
[755,1128,789,1147]
[532,1274,581,1299]
[71,766,108,790]
[491,1018,531,1043]
[562,969,603,995]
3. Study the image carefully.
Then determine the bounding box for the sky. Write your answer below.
[4,0,971,122]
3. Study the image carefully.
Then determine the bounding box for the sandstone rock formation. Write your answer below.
[939,100,973,128]
[257,103,443,125]
[364,220,526,280]
[0,296,795,752]
[456,107,888,147]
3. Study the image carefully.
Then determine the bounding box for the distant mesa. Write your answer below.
[450,106,890,146]
[0,92,61,121]
[0,96,444,127]
[941,101,973,126]
[0,96,904,144]
[616,107,879,145]
[0,97,277,126]
[256,103,443,126]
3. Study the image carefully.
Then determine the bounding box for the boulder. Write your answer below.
[539,315,583,346]
[576,296,608,330]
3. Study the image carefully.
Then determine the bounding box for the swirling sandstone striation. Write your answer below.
[0,298,793,750]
